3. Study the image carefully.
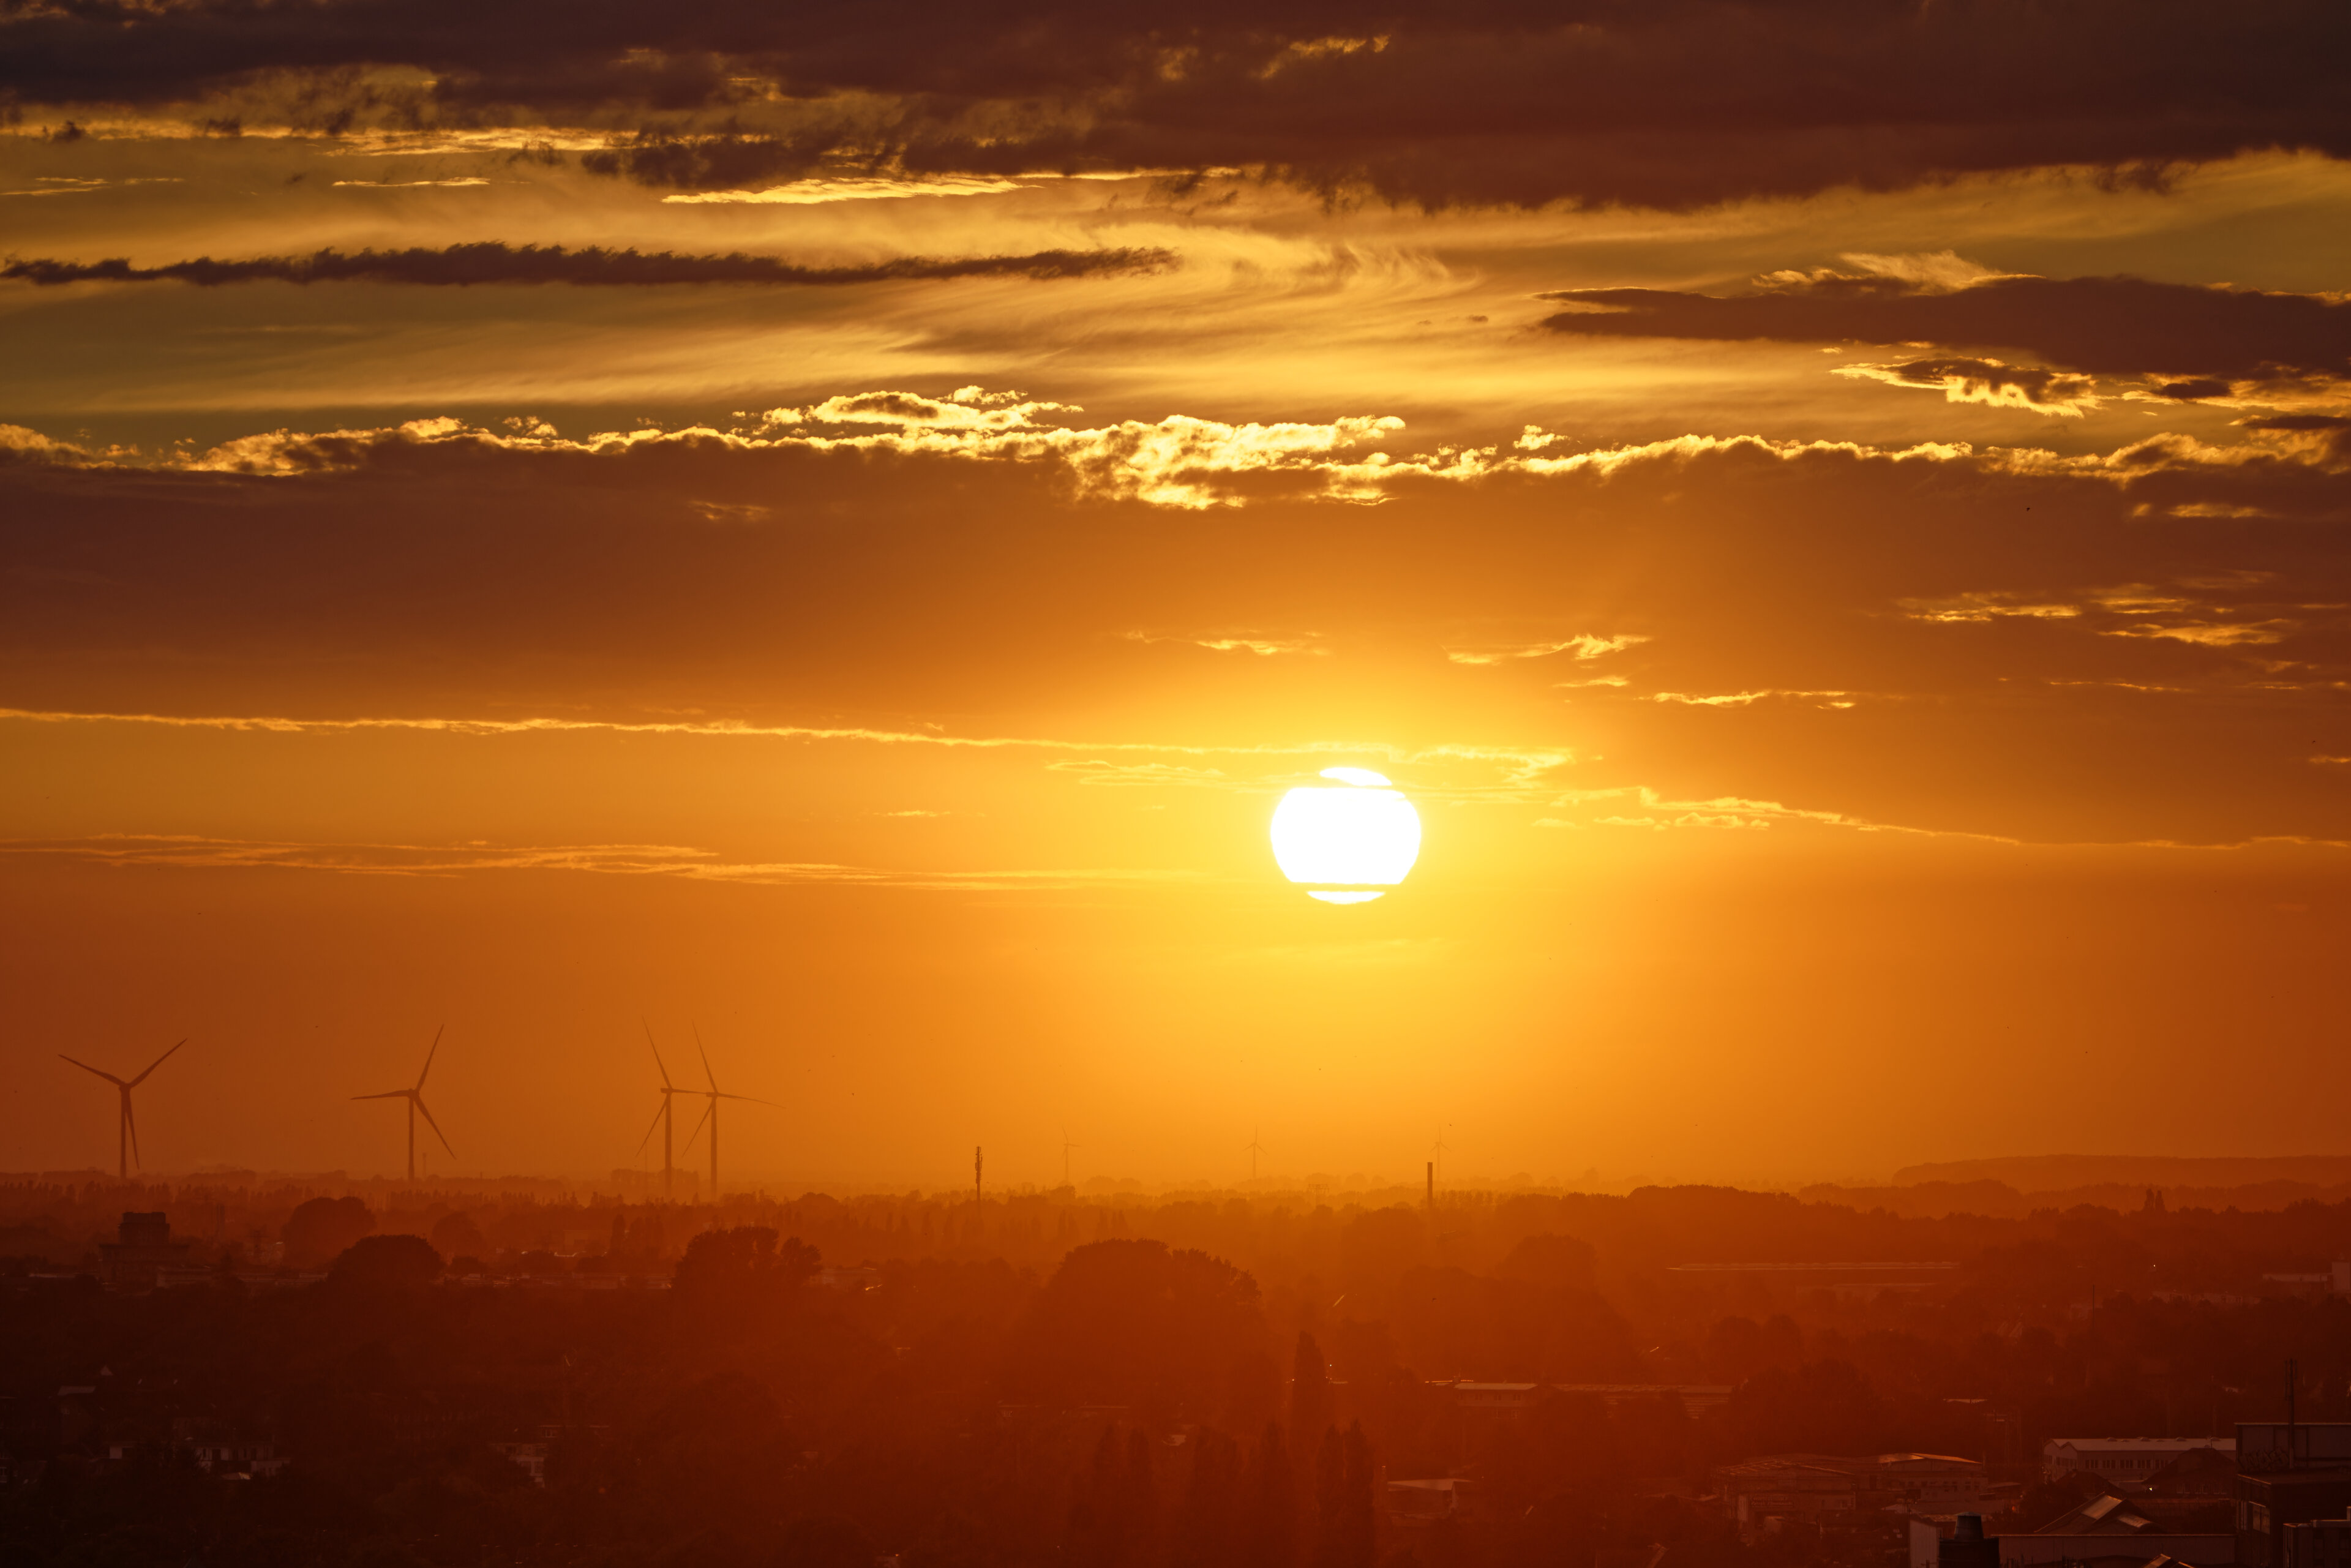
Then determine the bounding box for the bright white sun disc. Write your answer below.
[1270,778,1421,899]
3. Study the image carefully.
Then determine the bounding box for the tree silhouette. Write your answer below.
[1001,1240,1268,1416]
[1289,1332,1333,1459]
[1314,1422,1375,1568]
[673,1226,818,1322]
[1240,1422,1294,1568]
[1172,1427,1240,1568]
[429,1209,487,1259]
[327,1233,442,1290]
[283,1195,373,1267]
[1127,1427,1159,1564]
[1071,1425,1161,1568]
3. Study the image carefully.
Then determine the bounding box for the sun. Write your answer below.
[1269,767,1422,902]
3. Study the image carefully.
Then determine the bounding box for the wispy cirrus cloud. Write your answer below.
[1046,760,1236,788]
[1649,690,1858,708]
[1444,632,1647,666]
[1835,358,2101,416]
[1897,591,2084,623]
[1897,577,2319,652]
[1,174,184,196]
[1535,785,2015,841]
[0,706,1577,797]
[1125,631,1329,657]
[2106,619,2299,647]
[0,833,1207,891]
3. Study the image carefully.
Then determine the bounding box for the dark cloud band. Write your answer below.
[1540,272,2351,382]
[6,1,2349,208]
[0,243,1177,289]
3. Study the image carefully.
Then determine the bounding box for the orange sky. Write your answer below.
[4,3,2350,1186]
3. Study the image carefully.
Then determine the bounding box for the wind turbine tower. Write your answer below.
[353,1027,454,1182]
[1245,1128,1268,1183]
[681,1027,772,1199]
[1060,1127,1078,1189]
[636,1023,687,1198]
[59,1039,187,1180]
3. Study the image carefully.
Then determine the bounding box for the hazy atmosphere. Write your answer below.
[7,9,2351,1568]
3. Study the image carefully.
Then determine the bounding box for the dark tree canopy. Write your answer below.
[283,1195,375,1267]
[673,1226,820,1322]
[429,1209,487,1259]
[327,1232,443,1290]
[1000,1239,1268,1417]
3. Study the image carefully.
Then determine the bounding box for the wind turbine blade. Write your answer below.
[413,1095,456,1157]
[681,1098,713,1153]
[643,1021,673,1089]
[634,1100,668,1156]
[693,1022,718,1093]
[59,1056,127,1087]
[711,1092,776,1107]
[127,1038,187,1088]
[351,1090,410,1101]
[415,1024,444,1090]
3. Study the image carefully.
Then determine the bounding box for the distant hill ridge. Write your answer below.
[1893,1154,2351,1188]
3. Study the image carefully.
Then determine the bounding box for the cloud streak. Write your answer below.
[1835,358,2102,416]
[0,833,1210,891]
[1540,786,2014,842]
[0,707,1577,798]
[2,243,1179,289]
[1542,266,2351,384]
[1444,633,1647,666]
[1649,690,1858,708]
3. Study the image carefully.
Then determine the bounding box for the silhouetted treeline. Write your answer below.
[12,1171,2351,1291]
[5,1183,2351,1567]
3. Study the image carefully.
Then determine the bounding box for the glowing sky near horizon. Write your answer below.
[4,2,2351,1187]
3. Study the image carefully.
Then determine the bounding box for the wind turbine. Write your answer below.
[353,1027,454,1183]
[1060,1126,1079,1188]
[1245,1128,1268,1182]
[59,1040,187,1180]
[635,1022,686,1198]
[679,1026,773,1199]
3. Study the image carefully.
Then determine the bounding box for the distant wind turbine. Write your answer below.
[678,1026,773,1199]
[1060,1126,1079,1188]
[1245,1128,1268,1182]
[353,1027,454,1183]
[59,1039,187,1180]
[635,1022,687,1198]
